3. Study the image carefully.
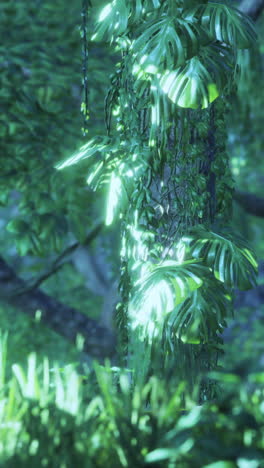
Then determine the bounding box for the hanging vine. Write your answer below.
[57,0,258,399]
[81,0,90,136]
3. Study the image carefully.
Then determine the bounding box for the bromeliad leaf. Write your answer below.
[182,226,258,290]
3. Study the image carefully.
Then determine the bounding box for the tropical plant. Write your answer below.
[56,0,258,396]
[0,332,264,467]
[1,1,264,465]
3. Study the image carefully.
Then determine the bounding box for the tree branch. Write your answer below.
[233,190,264,217]
[239,0,264,21]
[13,220,104,295]
[0,256,116,360]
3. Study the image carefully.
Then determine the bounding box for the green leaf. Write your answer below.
[159,42,233,109]
[55,136,111,170]
[92,0,130,42]
[128,260,205,339]
[203,462,237,468]
[182,226,258,290]
[184,2,257,49]
[105,172,128,226]
[208,372,241,385]
[15,238,32,257]
[146,438,194,463]
[167,273,231,344]
[159,57,217,109]
[132,16,204,74]
[6,219,29,235]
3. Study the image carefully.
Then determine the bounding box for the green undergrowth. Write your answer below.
[0,331,264,468]
[0,305,80,374]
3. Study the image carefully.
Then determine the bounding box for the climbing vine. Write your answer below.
[57,0,258,397]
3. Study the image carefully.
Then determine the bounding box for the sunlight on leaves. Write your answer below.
[129,279,174,338]
[184,2,257,49]
[92,0,129,42]
[160,58,220,109]
[182,226,258,289]
[56,138,108,170]
[106,172,124,226]
[99,3,112,23]
[128,260,204,340]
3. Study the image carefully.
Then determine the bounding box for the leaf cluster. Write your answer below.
[0,333,264,467]
[92,0,257,109]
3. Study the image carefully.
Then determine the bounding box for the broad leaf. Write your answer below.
[166,274,231,344]
[92,0,130,42]
[159,42,234,108]
[159,57,218,109]
[183,2,257,49]
[182,226,258,290]
[128,260,205,339]
[132,16,208,74]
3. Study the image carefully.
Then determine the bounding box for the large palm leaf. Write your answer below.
[132,16,208,74]
[128,259,206,338]
[159,42,234,108]
[165,274,231,344]
[182,226,258,290]
[183,2,257,49]
[91,0,130,42]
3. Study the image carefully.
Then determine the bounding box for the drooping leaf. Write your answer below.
[132,16,207,74]
[182,226,258,290]
[167,273,231,344]
[92,0,130,42]
[55,136,111,170]
[183,2,257,49]
[128,259,205,339]
[159,40,235,109]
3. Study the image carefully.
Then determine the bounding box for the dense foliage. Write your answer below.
[0,333,264,467]
[0,0,264,466]
[56,0,259,394]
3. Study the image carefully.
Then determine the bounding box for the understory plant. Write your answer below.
[57,0,258,397]
[0,332,264,467]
